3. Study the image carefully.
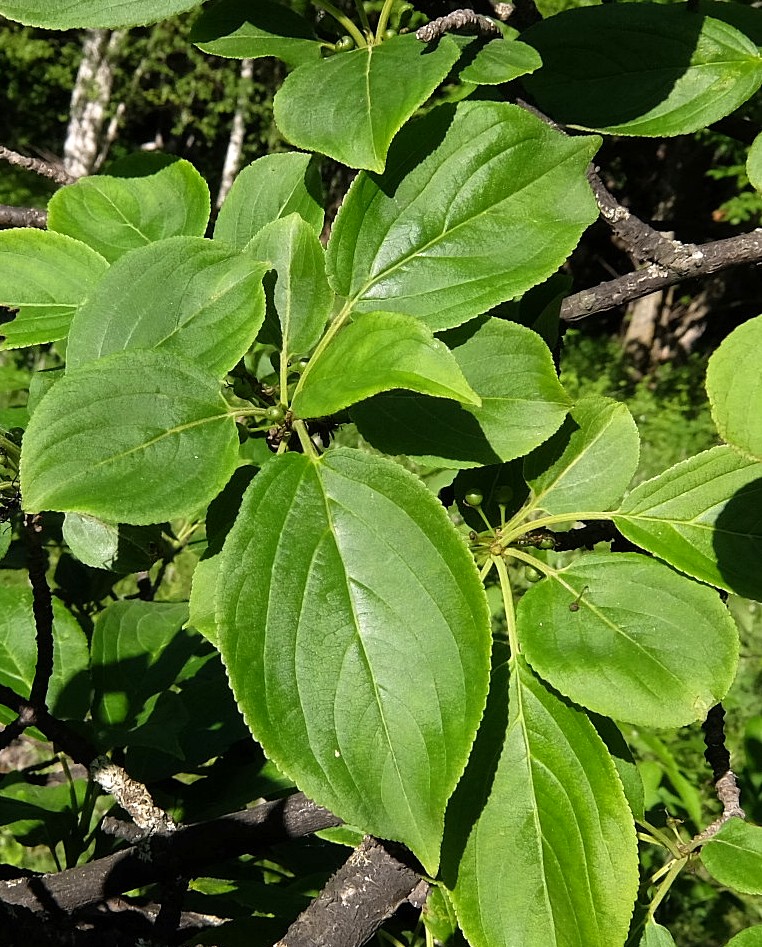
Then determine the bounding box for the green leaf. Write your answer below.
[188,465,258,647]
[274,33,461,173]
[216,448,491,874]
[459,37,542,85]
[0,587,89,724]
[524,396,640,515]
[62,513,163,574]
[0,230,108,348]
[352,317,571,468]
[245,214,332,358]
[66,237,268,377]
[701,820,762,895]
[47,159,210,263]
[327,101,600,330]
[20,350,239,524]
[614,446,762,600]
[0,523,11,562]
[292,312,481,419]
[522,6,762,136]
[444,655,638,947]
[726,927,762,946]
[698,0,762,45]
[191,0,323,69]
[214,153,324,249]
[0,0,201,28]
[517,553,738,728]
[706,315,762,461]
[748,134,762,195]
[639,920,678,947]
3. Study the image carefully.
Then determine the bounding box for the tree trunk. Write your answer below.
[216,58,254,208]
[63,29,126,179]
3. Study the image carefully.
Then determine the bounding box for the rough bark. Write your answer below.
[275,836,428,947]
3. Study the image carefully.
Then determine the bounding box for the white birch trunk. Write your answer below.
[63,29,125,179]
[216,58,255,208]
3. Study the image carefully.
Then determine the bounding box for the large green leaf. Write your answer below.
[215,448,491,874]
[726,928,762,946]
[0,0,201,28]
[245,214,332,359]
[62,513,164,574]
[444,655,638,947]
[0,230,108,348]
[701,820,762,895]
[516,553,738,728]
[706,315,762,461]
[214,153,324,249]
[20,350,239,524]
[524,396,640,515]
[66,237,268,377]
[190,0,322,69]
[47,160,210,263]
[351,317,571,468]
[614,446,762,600]
[639,921,678,947]
[327,101,600,330]
[0,587,90,724]
[522,6,762,136]
[292,312,480,419]
[458,36,542,85]
[274,33,460,173]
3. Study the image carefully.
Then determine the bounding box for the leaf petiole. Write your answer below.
[312,0,367,47]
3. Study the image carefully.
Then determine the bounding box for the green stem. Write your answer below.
[502,546,557,577]
[646,856,687,922]
[294,418,319,458]
[279,353,290,409]
[478,558,494,583]
[353,0,372,38]
[0,432,20,465]
[313,0,367,46]
[375,0,396,41]
[292,302,353,405]
[501,511,613,547]
[494,555,520,657]
[637,819,685,861]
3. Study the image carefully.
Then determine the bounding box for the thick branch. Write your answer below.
[0,204,47,229]
[561,229,762,322]
[0,792,340,915]
[0,145,75,186]
[275,836,427,947]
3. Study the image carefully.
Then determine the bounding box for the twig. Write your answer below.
[274,836,427,947]
[24,514,55,708]
[0,683,99,764]
[561,230,762,322]
[586,167,685,268]
[0,204,47,229]
[0,792,340,915]
[416,9,502,42]
[89,755,177,835]
[0,145,75,186]
[684,704,745,849]
[0,517,57,751]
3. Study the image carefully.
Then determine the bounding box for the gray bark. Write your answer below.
[63,29,126,179]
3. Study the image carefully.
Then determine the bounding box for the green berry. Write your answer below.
[265,405,286,422]
[494,485,513,505]
[335,35,355,51]
[464,490,484,508]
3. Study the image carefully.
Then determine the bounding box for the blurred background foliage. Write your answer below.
[1,2,762,944]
